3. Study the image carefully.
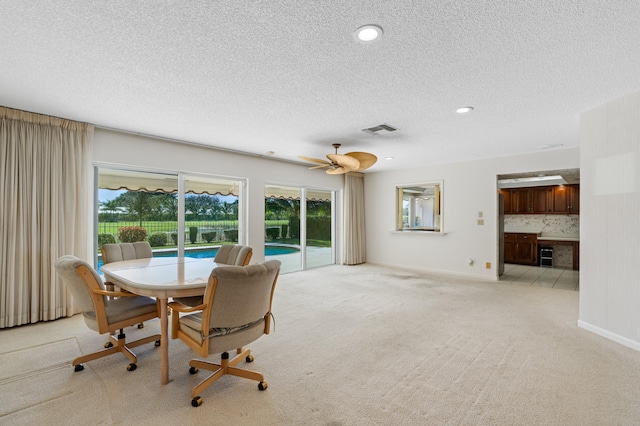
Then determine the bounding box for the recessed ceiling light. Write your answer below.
[385,157,394,160]
[354,25,383,42]
[456,106,473,114]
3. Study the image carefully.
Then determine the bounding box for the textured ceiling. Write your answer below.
[1,1,639,173]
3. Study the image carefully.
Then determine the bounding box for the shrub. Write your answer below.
[170,233,178,245]
[148,233,168,247]
[118,226,147,243]
[280,224,288,239]
[202,231,217,243]
[266,227,280,240]
[98,233,116,248]
[189,226,198,244]
[288,216,300,238]
[224,229,238,242]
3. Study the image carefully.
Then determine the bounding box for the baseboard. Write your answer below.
[578,320,640,352]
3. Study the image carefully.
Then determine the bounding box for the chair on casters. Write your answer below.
[173,244,253,307]
[55,255,161,372]
[168,260,280,407]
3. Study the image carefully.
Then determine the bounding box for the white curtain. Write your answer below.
[1,107,93,328]
[343,172,366,265]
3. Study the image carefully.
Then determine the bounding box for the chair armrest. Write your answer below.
[168,301,207,313]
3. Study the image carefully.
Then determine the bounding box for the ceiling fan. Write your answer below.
[298,144,377,175]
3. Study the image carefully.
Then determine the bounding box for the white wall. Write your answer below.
[93,128,343,262]
[364,148,579,279]
[579,90,640,351]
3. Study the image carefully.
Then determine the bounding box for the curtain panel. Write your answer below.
[343,172,366,265]
[1,107,94,328]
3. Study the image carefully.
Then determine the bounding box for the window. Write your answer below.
[396,181,443,233]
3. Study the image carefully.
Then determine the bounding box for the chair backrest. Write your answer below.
[55,255,108,330]
[101,241,153,264]
[214,245,252,266]
[205,260,280,331]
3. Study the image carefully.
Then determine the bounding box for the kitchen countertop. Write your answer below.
[504,229,579,242]
[537,234,580,242]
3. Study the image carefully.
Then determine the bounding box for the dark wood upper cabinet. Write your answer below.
[530,187,552,213]
[500,184,579,215]
[552,185,579,214]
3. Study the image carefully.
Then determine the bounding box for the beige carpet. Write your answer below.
[1,263,639,425]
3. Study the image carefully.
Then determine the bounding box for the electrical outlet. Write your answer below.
[485,262,491,269]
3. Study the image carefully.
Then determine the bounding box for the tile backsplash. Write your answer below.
[504,214,579,235]
[504,214,579,267]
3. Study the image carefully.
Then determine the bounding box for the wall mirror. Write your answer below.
[396,181,443,232]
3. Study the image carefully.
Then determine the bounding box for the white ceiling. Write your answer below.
[2,1,639,173]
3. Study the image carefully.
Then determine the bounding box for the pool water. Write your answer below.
[97,245,299,269]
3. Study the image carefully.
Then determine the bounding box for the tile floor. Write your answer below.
[500,263,579,291]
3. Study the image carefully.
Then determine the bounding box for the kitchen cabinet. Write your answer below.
[530,187,552,213]
[499,184,579,215]
[552,185,579,214]
[499,189,514,214]
[504,233,538,265]
[508,187,552,213]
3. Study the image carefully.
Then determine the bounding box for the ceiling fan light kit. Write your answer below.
[298,143,377,175]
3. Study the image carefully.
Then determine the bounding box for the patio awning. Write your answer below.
[98,169,239,196]
[98,169,332,201]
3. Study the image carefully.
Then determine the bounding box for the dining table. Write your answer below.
[101,256,217,385]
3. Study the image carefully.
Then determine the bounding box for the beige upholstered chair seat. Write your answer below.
[179,312,266,348]
[82,295,159,332]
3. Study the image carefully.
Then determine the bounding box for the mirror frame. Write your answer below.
[395,180,444,233]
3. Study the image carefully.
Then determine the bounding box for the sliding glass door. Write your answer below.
[305,189,334,269]
[264,184,334,274]
[96,167,244,267]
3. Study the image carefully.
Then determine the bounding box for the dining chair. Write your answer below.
[172,244,252,307]
[101,241,153,292]
[168,260,280,407]
[55,255,161,372]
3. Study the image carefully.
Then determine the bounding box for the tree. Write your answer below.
[116,191,155,226]
[99,199,122,222]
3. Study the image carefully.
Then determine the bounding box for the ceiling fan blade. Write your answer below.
[326,154,360,171]
[309,164,330,169]
[298,155,331,166]
[326,166,349,175]
[346,152,377,171]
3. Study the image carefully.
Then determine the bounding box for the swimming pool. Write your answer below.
[97,244,299,269]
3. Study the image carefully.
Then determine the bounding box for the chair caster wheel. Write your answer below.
[246,355,254,363]
[104,342,113,348]
[138,323,144,329]
[155,339,161,347]
[191,396,203,407]
[258,381,268,391]
[127,363,137,371]
[189,366,198,374]
[74,364,84,372]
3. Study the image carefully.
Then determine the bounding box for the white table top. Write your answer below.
[101,257,217,297]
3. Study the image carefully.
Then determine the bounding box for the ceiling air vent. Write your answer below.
[362,124,397,135]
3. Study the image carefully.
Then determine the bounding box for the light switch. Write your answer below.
[477,219,484,225]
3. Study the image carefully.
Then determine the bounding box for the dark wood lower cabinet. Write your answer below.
[504,233,538,265]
